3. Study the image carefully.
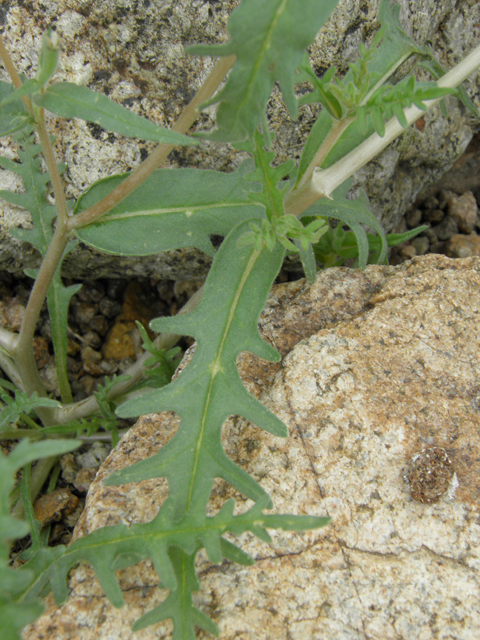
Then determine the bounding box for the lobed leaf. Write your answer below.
[74,162,264,257]
[109,219,287,519]
[0,132,57,257]
[32,83,197,145]
[358,77,453,137]
[19,497,328,637]
[188,0,339,142]
[0,385,61,433]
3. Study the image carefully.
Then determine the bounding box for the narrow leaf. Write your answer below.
[33,83,198,145]
[47,269,82,404]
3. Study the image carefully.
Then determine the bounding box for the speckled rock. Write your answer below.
[1,0,480,278]
[24,254,480,640]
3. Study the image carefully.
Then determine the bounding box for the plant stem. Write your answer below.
[285,42,480,217]
[0,34,34,117]
[12,224,70,405]
[297,116,353,188]
[35,107,69,227]
[0,350,23,390]
[68,55,236,231]
[11,455,60,520]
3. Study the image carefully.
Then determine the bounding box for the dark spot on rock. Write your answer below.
[93,69,111,83]
[87,122,106,140]
[405,447,454,504]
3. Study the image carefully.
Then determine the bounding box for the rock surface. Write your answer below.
[1,0,480,278]
[24,254,480,639]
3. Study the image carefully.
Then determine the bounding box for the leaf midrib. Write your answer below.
[185,247,261,513]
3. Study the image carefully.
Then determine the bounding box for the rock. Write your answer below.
[410,235,429,255]
[445,232,480,258]
[423,208,444,224]
[432,215,459,241]
[32,336,50,369]
[398,243,417,259]
[76,442,111,470]
[33,488,79,528]
[0,295,25,331]
[24,254,480,639]
[405,208,423,228]
[447,191,478,233]
[1,1,480,279]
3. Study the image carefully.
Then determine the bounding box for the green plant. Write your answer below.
[0,1,478,638]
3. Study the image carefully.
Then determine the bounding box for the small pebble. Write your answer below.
[399,244,416,259]
[33,336,50,368]
[99,297,122,318]
[2,297,25,331]
[73,301,97,326]
[410,236,429,256]
[60,453,79,484]
[447,191,478,233]
[73,468,97,493]
[83,330,102,349]
[423,195,439,210]
[90,315,109,336]
[76,442,111,469]
[445,233,480,258]
[78,280,105,303]
[432,216,458,241]
[423,208,444,224]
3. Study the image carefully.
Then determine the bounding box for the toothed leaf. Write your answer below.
[188,0,339,142]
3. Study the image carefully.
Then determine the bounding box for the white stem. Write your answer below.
[0,327,17,353]
[287,42,480,215]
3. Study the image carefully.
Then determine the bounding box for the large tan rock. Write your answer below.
[24,254,480,639]
[1,0,479,278]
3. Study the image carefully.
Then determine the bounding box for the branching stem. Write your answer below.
[285,42,480,216]
[297,116,354,188]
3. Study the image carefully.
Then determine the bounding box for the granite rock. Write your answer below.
[1,0,479,279]
[24,254,480,639]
